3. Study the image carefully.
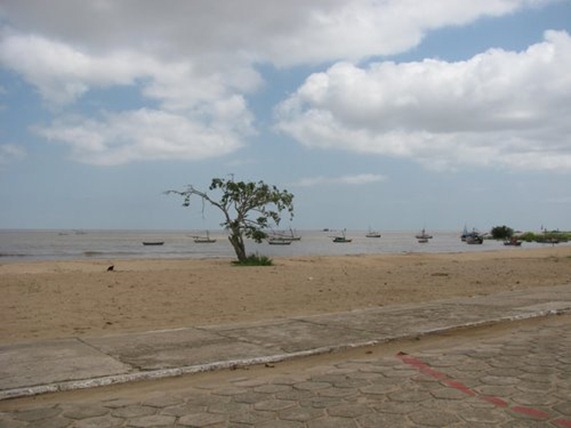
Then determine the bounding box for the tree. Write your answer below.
[490,225,514,240]
[166,177,294,262]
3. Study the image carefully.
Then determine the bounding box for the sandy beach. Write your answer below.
[1,246,570,344]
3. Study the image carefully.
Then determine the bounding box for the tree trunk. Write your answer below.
[228,231,247,262]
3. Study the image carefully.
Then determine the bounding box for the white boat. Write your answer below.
[415,228,433,240]
[192,231,216,243]
[269,228,301,241]
[268,237,293,245]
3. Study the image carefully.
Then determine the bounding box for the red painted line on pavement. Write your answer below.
[553,418,571,427]
[397,353,447,379]
[396,352,568,425]
[482,395,509,408]
[511,406,550,419]
[420,367,448,380]
[398,353,429,368]
[442,379,476,396]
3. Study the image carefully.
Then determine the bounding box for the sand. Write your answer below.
[1,246,571,344]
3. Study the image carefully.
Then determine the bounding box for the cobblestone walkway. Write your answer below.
[1,316,570,427]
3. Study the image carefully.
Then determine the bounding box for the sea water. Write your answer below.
[0,229,558,262]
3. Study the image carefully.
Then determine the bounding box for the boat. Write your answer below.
[287,228,302,241]
[142,241,164,246]
[268,237,293,245]
[270,228,301,241]
[417,238,429,243]
[332,229,352,243]
[192,231,216,243]
[415,228,433,240]
[194,236,216,243]
[365,228,381,238]
[465,233,483,245]
[504,238,522,246]
[460,225,469,241]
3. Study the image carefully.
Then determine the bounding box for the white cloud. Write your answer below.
[0,33,261,109]
[276,31,571,172]
[0,0,564,166]
[0,144,26,166]
[0,0,549,66]
[2,0,542,108]
[0,33,256,164]
[37,108,250,166]
[294,173,386,187]
[0,35,134,105]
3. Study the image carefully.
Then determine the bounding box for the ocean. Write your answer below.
[0,229,560,262]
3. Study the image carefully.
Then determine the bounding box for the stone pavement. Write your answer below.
[2,314,571,427]
[0,284,570,426]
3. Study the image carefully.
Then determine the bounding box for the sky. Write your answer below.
[1,0,570,232]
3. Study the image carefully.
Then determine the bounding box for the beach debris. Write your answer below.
[431,272,449,277]
[107,265,115,272]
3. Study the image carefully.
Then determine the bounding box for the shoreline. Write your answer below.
[3,229,568,263]
[1,246,570,344]
[1,241,568,265]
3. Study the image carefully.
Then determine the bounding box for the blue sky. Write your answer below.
[1,0,570,232]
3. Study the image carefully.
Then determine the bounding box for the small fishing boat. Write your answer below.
[269,228,301,242]
[460,225,469,241]
[465,233,483,245]
[268,237,293,245]
[365,227,381,238]
[286,228,302,241]
[142,241,164,246]
[504,238,522,246]
[193,231,216,243]
[332,229,352,243]
[415,228,433,240]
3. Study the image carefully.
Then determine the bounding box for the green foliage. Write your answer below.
[490,226,571,243]
[517,232,536,242]
[207,178,294,240]
[491,225,514,240]
[233,254,273,266]
[166,177,294,262]
[516,231,570,243]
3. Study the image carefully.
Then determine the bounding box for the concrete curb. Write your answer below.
[2,306,568,402]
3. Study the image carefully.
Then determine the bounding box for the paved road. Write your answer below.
[1,314,570,427]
